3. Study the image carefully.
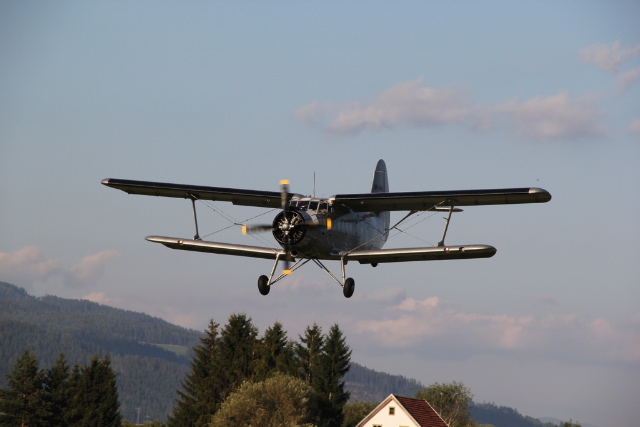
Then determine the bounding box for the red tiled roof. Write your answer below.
[395,395,448,427]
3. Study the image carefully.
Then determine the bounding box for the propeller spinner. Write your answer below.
[242,180,331,274]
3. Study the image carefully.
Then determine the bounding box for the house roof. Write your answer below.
[395,395,448,427]
[356,394,448,427]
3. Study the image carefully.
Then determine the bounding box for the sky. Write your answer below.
[1,1,639,426]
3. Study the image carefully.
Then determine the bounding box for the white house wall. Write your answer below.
[359,399,418,427]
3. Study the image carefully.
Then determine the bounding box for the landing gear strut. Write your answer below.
[257,253,356,298]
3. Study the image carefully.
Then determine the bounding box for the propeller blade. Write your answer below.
[242,224,274,234]
[280,180,290,212]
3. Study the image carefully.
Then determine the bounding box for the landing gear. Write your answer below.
[258,275,270,295]
[343,277,355,298]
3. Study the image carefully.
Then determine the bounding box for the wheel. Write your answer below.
[343,277,355,298]
[258,275,270,296]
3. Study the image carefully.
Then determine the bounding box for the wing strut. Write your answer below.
[190,196,201,240]
[438,205,455,247]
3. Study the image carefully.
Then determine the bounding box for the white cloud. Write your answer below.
[295,79,491,135]
[296,80,602,140]
[0,246,60,285]
[351,295,640,364]
[616,66,640,93]
[580,40,640,72]
[495,92,602,140]
[70,250,120,280]
[0,246,120,289]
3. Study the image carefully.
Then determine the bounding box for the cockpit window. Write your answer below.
[297,200,309,210]
[309,201,319,210]
[318,202,328,212]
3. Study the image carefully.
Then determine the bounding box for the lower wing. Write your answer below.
[146,236,495,264]
[344,245,497,264]
[145,236,282,260]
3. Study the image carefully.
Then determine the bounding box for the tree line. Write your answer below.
[168,314,351,427]
[0,351,121,427]
[0,303,582,427]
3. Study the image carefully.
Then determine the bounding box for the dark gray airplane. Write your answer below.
[102,160,551,298]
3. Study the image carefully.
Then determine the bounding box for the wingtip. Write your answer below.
[529,187,552,202]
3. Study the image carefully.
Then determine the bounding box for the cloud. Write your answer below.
[616,66,640,93]
[495,92,602,140]
[70,250,120,280]
[296,80,602,140]
[0,246,60,285]
[351,295,640,363]
[0,246,120,289]
[580,41,640,72]
[295,79,491,135]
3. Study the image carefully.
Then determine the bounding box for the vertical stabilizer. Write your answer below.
[371,159,390,237]
[371,159,389,193]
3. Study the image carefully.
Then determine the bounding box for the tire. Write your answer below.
[343,277,355,298]
[258,275,270,296]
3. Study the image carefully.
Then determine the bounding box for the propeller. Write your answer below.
[242,180,331,274]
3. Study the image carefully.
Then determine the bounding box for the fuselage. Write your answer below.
[274,196,389,260]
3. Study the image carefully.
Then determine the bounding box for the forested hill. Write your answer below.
[1,282,563,426]
[0,282,423,422]
[0,281,201,421]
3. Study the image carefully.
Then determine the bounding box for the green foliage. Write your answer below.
[313,324,352,427]
[72,355,122,427]
[216,313,259,394]
[341,400,377,427]
[210,373,316,427]
[254,322,296,381]
[0,281,197,422]
[557,420,581,427]
[0,351,122,427]
[44,353,71,426]
[416,381,473,427]
[295,323,325,385]
[168,320,223,427]
[0,350,49,427]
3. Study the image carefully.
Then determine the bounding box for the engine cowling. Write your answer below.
[272,211,306,245]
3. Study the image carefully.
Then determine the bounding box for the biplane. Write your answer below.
[102,160,551,298]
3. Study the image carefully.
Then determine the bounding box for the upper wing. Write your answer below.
[330,187,551,212]
[345,244,497,264]
[145,236,282,260]
[101,178,303,208]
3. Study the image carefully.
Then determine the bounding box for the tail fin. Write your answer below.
[371,159,390,236]
[371,159,389,193]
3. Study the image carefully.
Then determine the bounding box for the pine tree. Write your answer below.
[216,313,259,394]
[0,350,50,427]
[315,324,351,427]
[71,355,122,427]
[44,353,71,426]
[168,319,222,427]
[254,321,296,381]
[294,323,324,385]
